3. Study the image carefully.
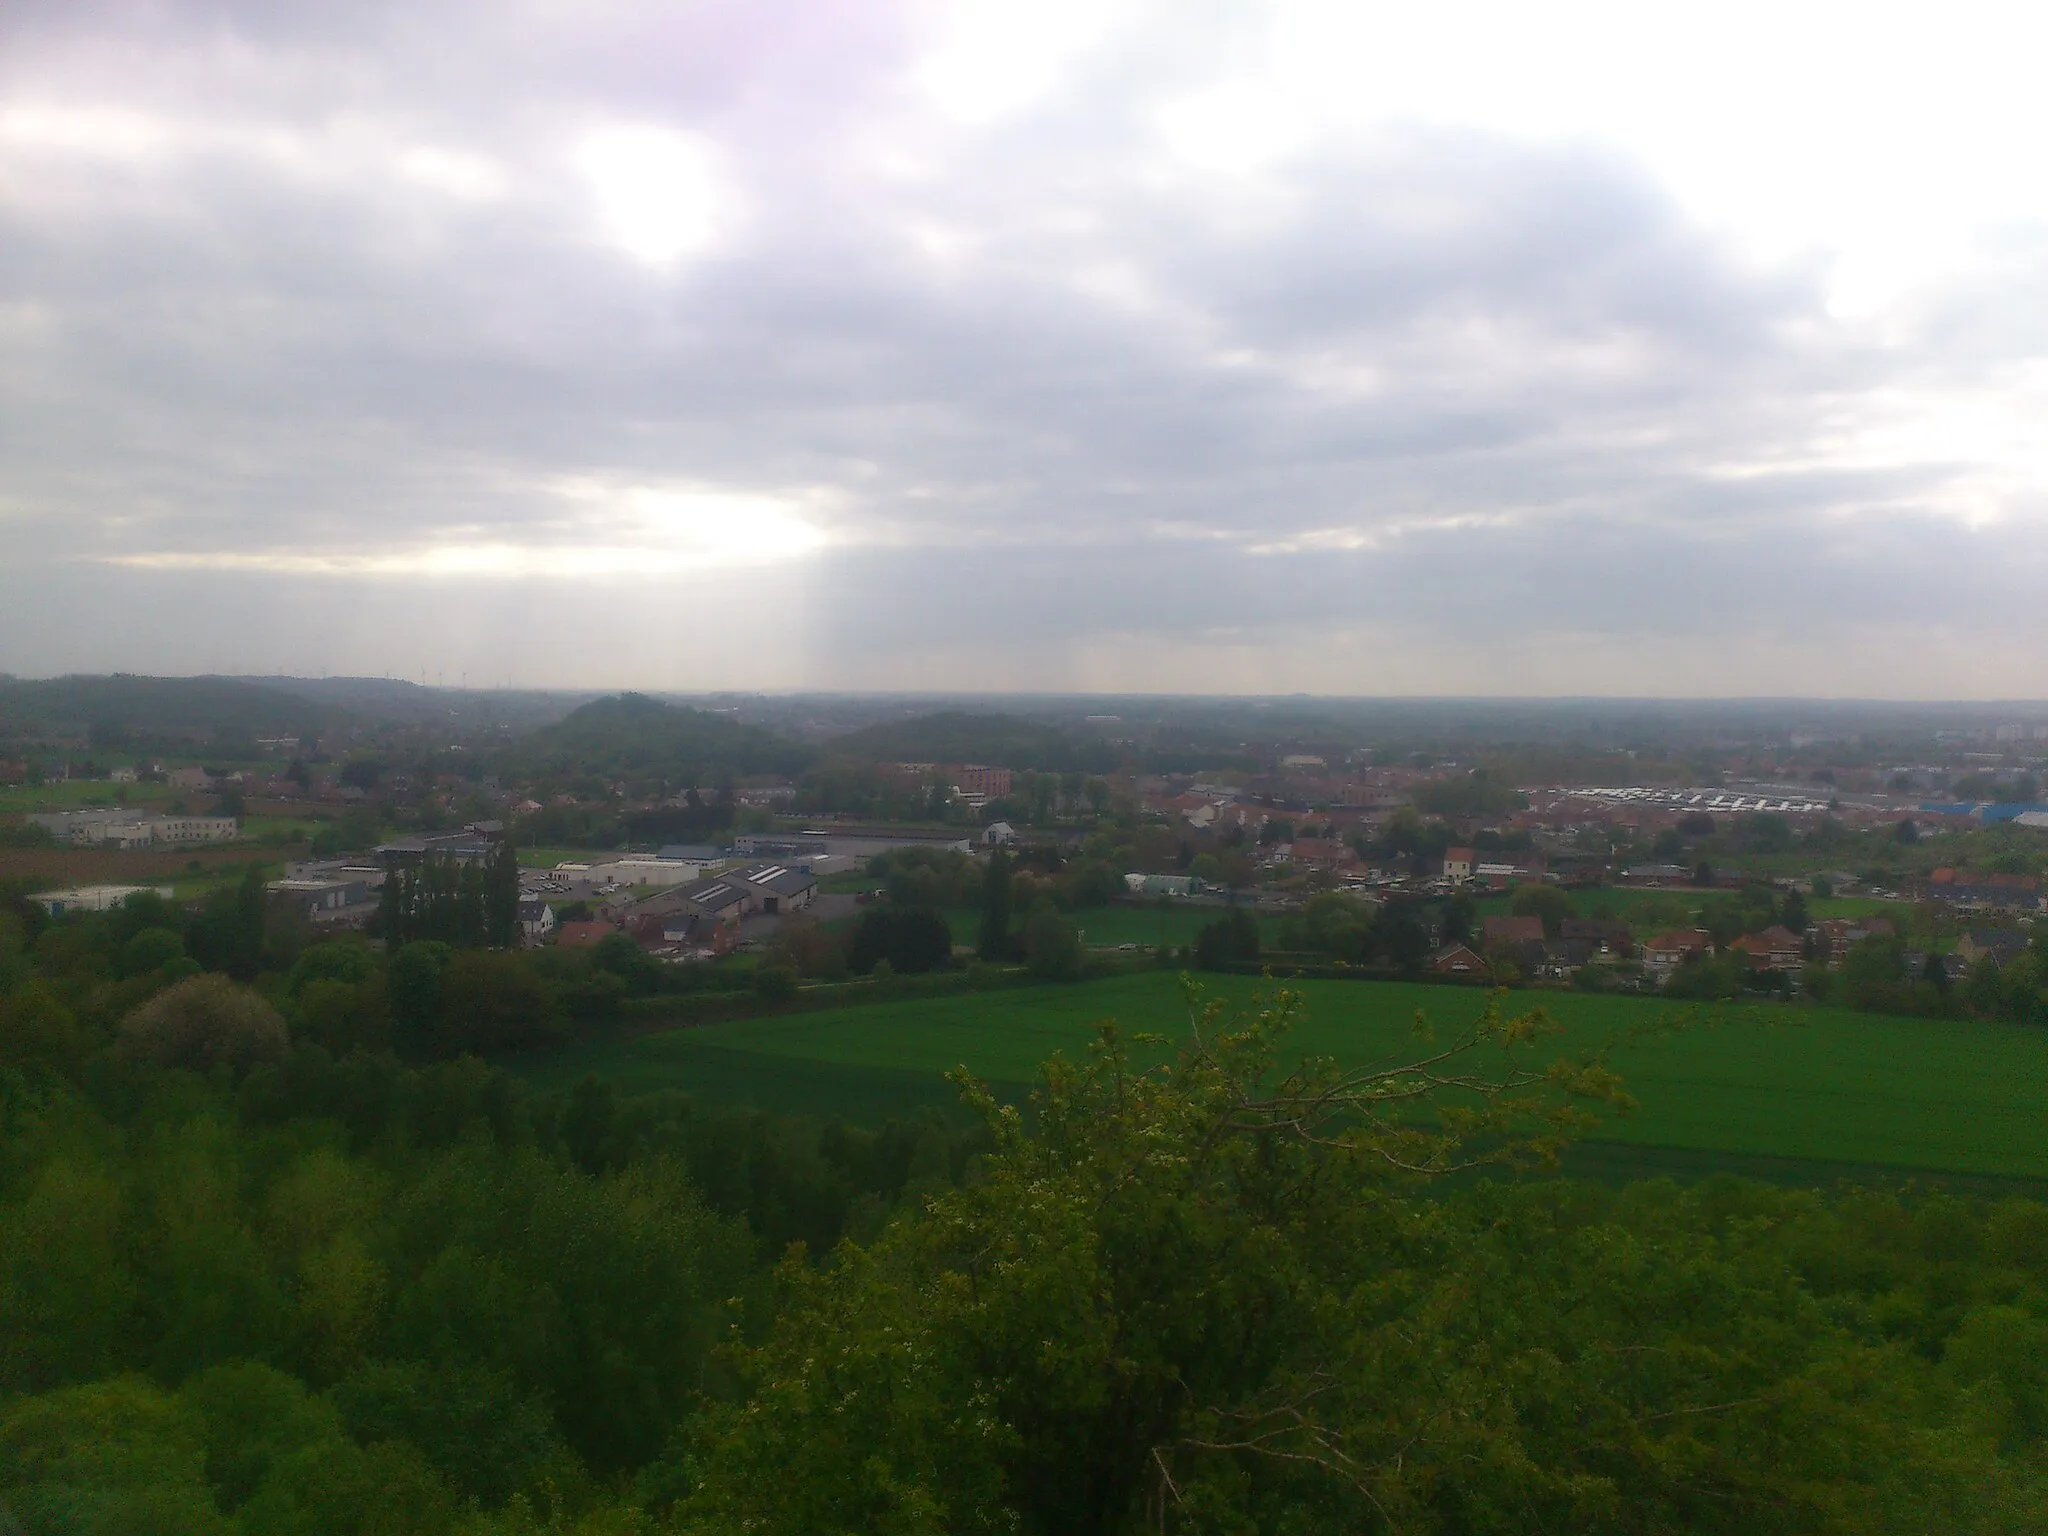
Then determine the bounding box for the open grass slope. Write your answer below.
[513,973,2048,1182]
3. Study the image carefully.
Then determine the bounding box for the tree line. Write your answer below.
[377,845,522,951]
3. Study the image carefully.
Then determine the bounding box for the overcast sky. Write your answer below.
[3,0,2046,695]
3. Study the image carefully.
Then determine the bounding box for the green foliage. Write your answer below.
[433,949,569,1055]
[978,847,1014,961]
[1193,908,1262,970]
[381,845,521,951]
[1021,900,1084,982]
[621,785,736,846]
[819,710,1113,774]
[1413,768,1524,818]
[328,1358,569,1506]
[0,1376,230,1536]
[233,1436,458,1534]
[1508,880,1575,936]
[1661,948,1750,1000]
[179,1360,345,1509]
[1738,810,1796,852]
[386,941,454,1053]
[680,988,2048,1531]
[1841,932,1909,1012]
[752,963,798,1001]
[119,924,187,978]
[0,673,338,755]
[878,846,982,909]
[308,809,381,859]
[21,846,2048,1534]
[512,692,811,780]
[119,973,290,1074]
[848,904,954,976]
[1697,883,1783,948]
[1275,889,1377,959]
[188,866,267,980]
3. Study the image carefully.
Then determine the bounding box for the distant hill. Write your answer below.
[510,693,814,781]
[0,674,345,753]
[253,676,592,731]
[819,711,1117,774]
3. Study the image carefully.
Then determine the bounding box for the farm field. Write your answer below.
[512,972,2048,1183]
[0,780,183,814]
[1471,885,1907,927]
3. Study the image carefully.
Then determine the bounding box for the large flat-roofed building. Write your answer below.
[151,816,240,844]
[374,834,493,866]
[589,858,708,888]
[736,862,817,915]
[25,810,237,847]
[267,876,377,924]
[30,884,175,916]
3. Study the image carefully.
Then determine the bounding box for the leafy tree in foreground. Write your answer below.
[688,985,1634,1534]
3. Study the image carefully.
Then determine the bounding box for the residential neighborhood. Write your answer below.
[4,682,2047,1026]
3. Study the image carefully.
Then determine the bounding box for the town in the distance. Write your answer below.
[7,676,2046,1024]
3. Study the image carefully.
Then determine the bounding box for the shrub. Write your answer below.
[1023,902,1083,982]
[119,973,289,1075]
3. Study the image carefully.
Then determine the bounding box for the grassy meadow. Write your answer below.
[512,972,2048,1185]
[0,780,184,814]
[1471,884,1907,927]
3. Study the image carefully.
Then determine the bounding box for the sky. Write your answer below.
[2,0,2046,696]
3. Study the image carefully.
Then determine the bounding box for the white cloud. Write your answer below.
[398,145,505,201]
[574,126,727,266]
[4,0,2048,690]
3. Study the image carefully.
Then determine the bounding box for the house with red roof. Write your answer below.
[1641,929,1712,982]
[1728,925,1805,971]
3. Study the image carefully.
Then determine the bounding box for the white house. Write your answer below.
[980,822,1019,847]
[518,897,558,944]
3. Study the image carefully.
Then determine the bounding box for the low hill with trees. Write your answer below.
[0,673,346,754]
[505,693,813,782]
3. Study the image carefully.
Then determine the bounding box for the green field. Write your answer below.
[1473,885,1907,927]
[517,846,621,869]
[512,973,2048,1183]
[0,781,182,815]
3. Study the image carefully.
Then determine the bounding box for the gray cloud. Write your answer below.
[1,0,2044,693]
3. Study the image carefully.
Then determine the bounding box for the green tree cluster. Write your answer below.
[378,847,521,952]
[847,904,954,975]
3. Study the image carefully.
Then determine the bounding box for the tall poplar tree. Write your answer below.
[978,847,1014,962]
